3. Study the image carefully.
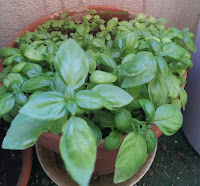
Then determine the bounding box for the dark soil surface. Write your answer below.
[0,120,22,186]
[28,128,200,186]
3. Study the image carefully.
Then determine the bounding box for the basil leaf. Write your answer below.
[88,121,102,146]
[64,85,75,101]
[0,93,15,116]
[55,39,89,89]
[148,72,168,108]
[152,104,183,136]
[90,38,105,48]
[122,53,136,64]
[2,114,50,149]
[15,92,27,107]
[94,110,115,127]
[126,32,136,49]
[92,84,133,107]
[90,70,117,84]
[60,116,96,186]
[104,130,122,151]
[51,73,67,94]
[145,129,157,153]
[114,132,148,183]
[118,58,146,77]
[22,63,43,78]
[115,108,133,133]
[76,90,106,110]
[156,56,168,79]
[49,114,68,135]
[95,53,117,69]
[85,51,96,74]
[0,47,18,60]
[183,34,196,52]
[2,113,13,122]
[179,87,187,110]
[122,52,158,88]
[125,86,141,99]
[160,42,191,62]
[22,76,51,93]
[20,91,67,120]
[66,102,77,115]
[0,85,8,95]
[139,99,155,121]
[106,18,118,32]
[24,48,44,62]
[139,39,161,54]
[171,99,182,109]
[118,21,134,33]
[166,72,180,100]
[3,73,23,88]
[11,62,27,73]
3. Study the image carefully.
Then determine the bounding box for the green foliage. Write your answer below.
[0,11,195,186]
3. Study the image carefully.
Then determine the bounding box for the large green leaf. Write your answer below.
[51,73,67,94]
[104,130,122,151]
[0,93,15,116]
[148,72,168,108]
[152,104,183,136]
[118,58,146,77]
[90,70,117,84]
[15,92,27,107]
[76,90,107,110]
[24,48,44,62]
[0,47,18,60]
[88,121,102,146]
[55,39,89,89]
[3,73,23,88]
[179,87,187,110]
[156,56,168,79]
[145,129,157,153]
[60,116,96,186]
[2,114,51,149]
[114,132,148,183]
[160,42,191,62]
[22,63,43,78]
[139,99,155,121]
[49,114,68,135]
[20,91,67,120]
[95,53,117,69]
[183,34,196,52]
[92,84,133,107]
[22,76,51,93]
[115,108,133,133]
[165,72,180,100]
[122,52,158,88]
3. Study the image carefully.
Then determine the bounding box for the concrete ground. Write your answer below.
[27,129,200,186]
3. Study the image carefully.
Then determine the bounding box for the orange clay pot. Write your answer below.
[0,6,187,176]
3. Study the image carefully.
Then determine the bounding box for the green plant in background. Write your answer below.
[0,10,196,186]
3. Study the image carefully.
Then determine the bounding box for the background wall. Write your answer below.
[0,0,200,48]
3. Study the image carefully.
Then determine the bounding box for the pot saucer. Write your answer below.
[35,143,157,186]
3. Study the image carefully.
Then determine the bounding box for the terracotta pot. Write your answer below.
[17,147,33,186]
[0,5,187,177]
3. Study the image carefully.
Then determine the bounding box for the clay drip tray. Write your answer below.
[35,143,157,186]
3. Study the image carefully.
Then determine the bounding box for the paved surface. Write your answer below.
[26,129,200,186]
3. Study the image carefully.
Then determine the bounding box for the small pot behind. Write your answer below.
[35,142,157,186]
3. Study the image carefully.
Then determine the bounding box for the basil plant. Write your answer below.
[0,10,196,185]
